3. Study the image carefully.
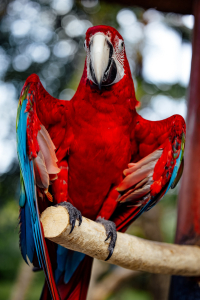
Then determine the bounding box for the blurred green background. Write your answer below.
[0,0,192,299]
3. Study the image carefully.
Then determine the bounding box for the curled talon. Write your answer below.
[105,231,112,241]
[56,202,82,234]
[70,219,76,234]
[96,217,117,261]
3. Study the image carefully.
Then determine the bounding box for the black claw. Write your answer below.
[78,214,82,226]
[96,217,117,261]
[105,231,112,241]
[70,219,76,234]
[55,202,82,234]
[105,248,114,261]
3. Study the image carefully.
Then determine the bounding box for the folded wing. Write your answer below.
[17,74,67,300]
[112,114,186,232]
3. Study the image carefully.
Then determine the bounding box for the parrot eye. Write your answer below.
[118,40,124,52]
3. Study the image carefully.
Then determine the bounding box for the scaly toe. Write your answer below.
[56,202,82,233]
[96,217,117,261]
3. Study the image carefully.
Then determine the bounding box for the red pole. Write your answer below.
[169,0,200,298]
[176,0,200,247]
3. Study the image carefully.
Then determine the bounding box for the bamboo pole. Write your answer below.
[40,206,200,277]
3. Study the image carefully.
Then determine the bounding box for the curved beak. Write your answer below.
[90,34,110,90]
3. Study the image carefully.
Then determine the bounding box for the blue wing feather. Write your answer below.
[19,172,26,207]
[16,99,45,266]
[17,96,60,300]
[17,87,89,298]
[19,202,35,264]
[164,148,183,196]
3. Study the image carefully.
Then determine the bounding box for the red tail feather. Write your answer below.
[58,256,93,300]
[40,281,51,300]
[40,255,93,300]
[40,224,61,300]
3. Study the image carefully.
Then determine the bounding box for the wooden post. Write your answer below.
[40,206,200,277]
[169,0,200,298]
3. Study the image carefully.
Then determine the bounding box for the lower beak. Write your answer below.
[90,34,110,90]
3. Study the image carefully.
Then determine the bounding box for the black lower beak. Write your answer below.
[90,58,117,89]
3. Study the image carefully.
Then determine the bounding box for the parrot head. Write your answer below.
[84,25,128,90]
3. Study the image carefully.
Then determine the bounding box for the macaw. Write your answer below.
[16,25,186,300]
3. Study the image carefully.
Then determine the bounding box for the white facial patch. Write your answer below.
[112,36,125,84]
[84,33,125,86]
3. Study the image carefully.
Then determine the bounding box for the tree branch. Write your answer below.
[87,263,139,300]
[40,206,200,276]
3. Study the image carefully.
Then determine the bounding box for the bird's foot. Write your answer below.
[96,217,117,261]
[56,202,82,234]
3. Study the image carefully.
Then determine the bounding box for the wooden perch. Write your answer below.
[40,206,200,277]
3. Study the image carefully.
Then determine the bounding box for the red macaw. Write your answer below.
[16,25,186,300]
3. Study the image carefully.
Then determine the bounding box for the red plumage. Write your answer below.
[19,25,186,300]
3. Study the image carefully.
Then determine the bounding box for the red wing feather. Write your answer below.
[112,113,186,231]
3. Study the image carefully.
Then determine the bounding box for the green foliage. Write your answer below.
[160,191,178,243]
[0,199,21,280]
[0,281,14,300]
[0,197,21,299]
[25,272,45,300]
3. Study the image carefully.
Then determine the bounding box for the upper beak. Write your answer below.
[90,34,110,90]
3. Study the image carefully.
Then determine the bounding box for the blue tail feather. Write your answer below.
[55,245,85,284]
